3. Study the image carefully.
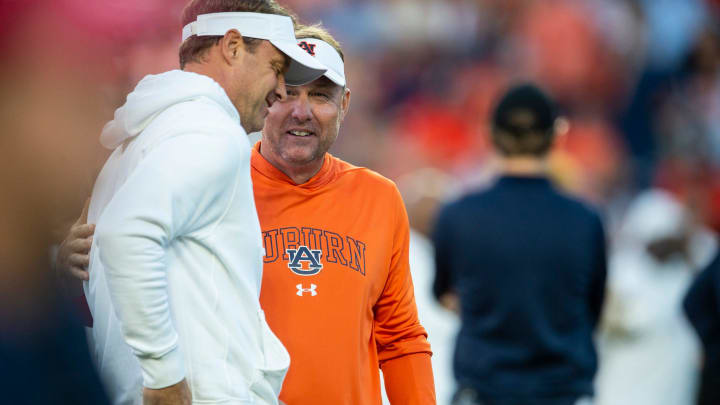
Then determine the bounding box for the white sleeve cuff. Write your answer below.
[138,345,186,389]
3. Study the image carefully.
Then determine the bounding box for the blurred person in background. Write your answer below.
[684,247,720,405]
[653,24,720,231]
[57,0,326,403]
[398,168,462,404]
[656,25,720,167]
[0,0,172,403]
[432,83,607,405]
[58,24,435,405]
[596,189,716,405]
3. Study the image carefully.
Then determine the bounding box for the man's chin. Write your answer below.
[281,149,318,165]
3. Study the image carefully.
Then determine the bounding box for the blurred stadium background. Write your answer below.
[2,0,720,404]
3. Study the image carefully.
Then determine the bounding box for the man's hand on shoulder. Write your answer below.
[143,379,192,405]
[56,198,94,283]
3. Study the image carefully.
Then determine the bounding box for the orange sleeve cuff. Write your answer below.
[380,352,436,405]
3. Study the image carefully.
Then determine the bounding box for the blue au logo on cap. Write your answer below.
[298,41,317,56]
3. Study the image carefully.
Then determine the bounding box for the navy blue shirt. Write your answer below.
[0,297,109,405]
[433,176,606,401]
[684,251,720,405]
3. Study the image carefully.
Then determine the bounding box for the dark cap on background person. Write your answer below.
[491,83,559,157]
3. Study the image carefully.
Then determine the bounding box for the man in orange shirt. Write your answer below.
[252,25,435,404]
[58,24,435,405]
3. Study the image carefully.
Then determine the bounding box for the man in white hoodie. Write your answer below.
[76,1,326,404]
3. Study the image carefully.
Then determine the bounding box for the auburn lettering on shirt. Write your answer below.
[262,227,367,275]
[251,142,433,405]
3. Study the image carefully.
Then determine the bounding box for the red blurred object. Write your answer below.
[393,98,475,167]
[708,183,720,232]
[389,64,509,169]
[0,0,184,62]
[558,118,623,181]
[514,0,620,107]
[655,160,720,233]
[55,0,183,42]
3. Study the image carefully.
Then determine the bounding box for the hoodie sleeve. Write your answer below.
[95,132,243,389]
[374,186,434,403]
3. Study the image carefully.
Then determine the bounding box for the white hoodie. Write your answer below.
[85,70,289,405]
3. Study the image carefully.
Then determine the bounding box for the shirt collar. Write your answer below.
[250,141,337,189]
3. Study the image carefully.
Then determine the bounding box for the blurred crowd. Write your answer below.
[2,0,720,404]
[297,0,720,229]
[8,0,714,221]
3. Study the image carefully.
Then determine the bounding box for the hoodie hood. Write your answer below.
[100,70,239,149]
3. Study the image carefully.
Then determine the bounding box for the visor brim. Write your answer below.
[271,39,327,86]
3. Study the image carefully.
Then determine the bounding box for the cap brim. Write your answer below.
[270,39,327,86]
[323,69,345,87]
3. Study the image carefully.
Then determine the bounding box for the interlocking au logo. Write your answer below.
[298,41,317,56]
[286,246,323,276]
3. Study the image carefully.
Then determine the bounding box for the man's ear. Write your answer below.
[219,29,244,65]
[339,87,351,122]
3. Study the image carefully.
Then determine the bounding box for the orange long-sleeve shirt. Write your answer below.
[251,143,435,404]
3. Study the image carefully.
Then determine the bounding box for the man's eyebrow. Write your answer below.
[309,81,344,100]
[273,56,290,73]
[311,80,339,90]
[313,82,334,89]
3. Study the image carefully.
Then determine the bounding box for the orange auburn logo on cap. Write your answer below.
[298,41,316,56]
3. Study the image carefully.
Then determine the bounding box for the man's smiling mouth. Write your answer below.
[288,130,314,137]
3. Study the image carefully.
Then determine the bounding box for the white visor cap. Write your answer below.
[295,38,346,87]
[182,12,327,86]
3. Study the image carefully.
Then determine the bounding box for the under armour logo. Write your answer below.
[298,41,317,56]
[296,284,317,297]
[287,246,323,276]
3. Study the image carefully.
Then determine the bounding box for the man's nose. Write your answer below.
[291,93,312,122]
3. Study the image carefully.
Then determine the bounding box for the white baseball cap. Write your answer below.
[182,12,327,86]
[295,37,346,87]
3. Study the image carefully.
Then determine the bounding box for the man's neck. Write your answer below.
[183,62,222,87]
[498,155,549,177]
[258,143,324,185]
[183,64,253,133]
[183,63,232,102]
